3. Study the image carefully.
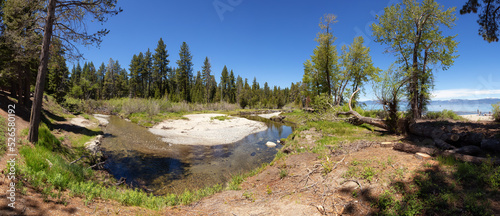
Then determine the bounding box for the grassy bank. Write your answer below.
[0,115,7,156]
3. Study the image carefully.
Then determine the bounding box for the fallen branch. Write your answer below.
[70,155,88,164]
[88,161,105,169]
[337,89,389,130]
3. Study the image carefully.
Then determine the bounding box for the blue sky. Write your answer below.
[72,0,500,101]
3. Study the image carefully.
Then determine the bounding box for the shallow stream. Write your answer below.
[101,115,293,195]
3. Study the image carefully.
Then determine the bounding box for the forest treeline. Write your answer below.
[49,39,302,109]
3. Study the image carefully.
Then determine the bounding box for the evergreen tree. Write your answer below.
[143,48,152,97]
[176,42,193,102]
[152,37,169,98]
[97,62,106,99]
[201,57,212,103]
[220,65,229,102]
[229,70,236,103]
[46,39,69,103]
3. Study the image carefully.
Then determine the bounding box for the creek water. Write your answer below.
[100,115,293,195]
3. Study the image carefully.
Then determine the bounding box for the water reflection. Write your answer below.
[101,115,293,195]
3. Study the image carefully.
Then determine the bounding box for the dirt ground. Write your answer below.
[0,91,499,215]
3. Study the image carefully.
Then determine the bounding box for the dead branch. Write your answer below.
[88,161,105,169]
[337,89,389,130]
[70,155,88,164]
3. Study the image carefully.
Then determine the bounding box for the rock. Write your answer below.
[266,141,276,147]
[282,147,292,154]
[481,139,500,153]
[276,139,280,144]
[250,152,256,156]
[85,135,103,155]
[341,181,359,190]
[380,142,393,148]
[455,145,483,156]
[415,152,432,160]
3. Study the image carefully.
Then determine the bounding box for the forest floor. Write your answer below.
[0,92,499,215]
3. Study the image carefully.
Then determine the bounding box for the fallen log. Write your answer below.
[337,89,389,130]
[393,143,500,165]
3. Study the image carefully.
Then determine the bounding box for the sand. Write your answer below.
[257,112,282,119]
[149,113,268,145]
[460,114,493,121]
[93,114,110,126]
[70,116,97,128]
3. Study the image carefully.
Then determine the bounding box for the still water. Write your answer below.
[101,115,293,195]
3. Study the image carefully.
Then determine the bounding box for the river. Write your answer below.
[100,115,293,195]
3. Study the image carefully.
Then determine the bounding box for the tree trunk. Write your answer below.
[28,0,55,143]
[337,88,389,130]
[393,143,500,165]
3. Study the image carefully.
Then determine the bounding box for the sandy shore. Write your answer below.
[460,114,493,121]
[149,113,268,145]
[257,112,282,119]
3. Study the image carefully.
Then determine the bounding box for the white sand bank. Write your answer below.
[149,114,268,145]
[460,114,493,121]
[93,114,110,126]
[257,112,282,119]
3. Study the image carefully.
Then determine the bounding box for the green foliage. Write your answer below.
[311,93,332,111]
[279,169,288,179]
[210,115,231,121]
[372,0,458,119]
[492,103,500,122]
[0,115,7,155]
[425,109,464,121]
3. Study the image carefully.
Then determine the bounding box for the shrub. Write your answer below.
[425,109,464,120]
[492,103,500,122]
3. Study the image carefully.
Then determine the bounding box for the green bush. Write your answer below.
[0,116,7,155]
[492,103,500,122]
[425,109,464,120]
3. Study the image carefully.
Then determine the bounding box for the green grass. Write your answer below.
[371,156,500,215]
[0,116,7,156]
[425,109,465,121]
[210,115,232,121]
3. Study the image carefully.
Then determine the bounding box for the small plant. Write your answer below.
[266,185,272,195]
[210,115,231,121]
[242,191,255,202]
[228,174,244,190]
[279,169,288,179]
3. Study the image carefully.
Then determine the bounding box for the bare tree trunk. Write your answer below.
[28,0,55,143]
[337,89,389,130]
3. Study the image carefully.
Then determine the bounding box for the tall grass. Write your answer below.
[0,116,7,155]
[424,109,464,121]
[62,97,240,114]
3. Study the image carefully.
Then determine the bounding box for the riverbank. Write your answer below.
[460,114,494,121]
[149,113,268,145]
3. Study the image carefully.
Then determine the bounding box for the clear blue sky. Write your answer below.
[71,0,500,101]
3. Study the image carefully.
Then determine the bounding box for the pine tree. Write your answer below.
[152,37,169,98]
[97,62,106,99]
[229,70,236,103]
[176,42,193,102]
[201,57,212,103]
[220,65,229,102]
[143,48,152,98]
[46,39,69,103]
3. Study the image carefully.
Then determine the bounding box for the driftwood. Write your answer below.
[337,89,388,130]
[393,143,500,165]
[70,155,88,164]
